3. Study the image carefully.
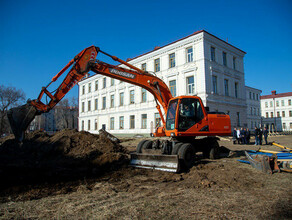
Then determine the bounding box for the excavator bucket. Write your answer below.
[7,103,38,142]
[130,153,180,172]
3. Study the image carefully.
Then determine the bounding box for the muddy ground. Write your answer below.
[0,131,291,219]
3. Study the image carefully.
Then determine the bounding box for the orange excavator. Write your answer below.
[7,46,231,172]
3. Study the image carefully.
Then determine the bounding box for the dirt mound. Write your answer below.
[0,129,128,192]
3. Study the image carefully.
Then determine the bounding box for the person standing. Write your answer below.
[246,128,251,144]
[254,127,259,145]
[240,128,245,144]
[236,128,241,144]
[263,127,268,145]
[259,128,263,145]
[233,127,237,144]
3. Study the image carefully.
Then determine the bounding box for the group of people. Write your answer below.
[232,127,269,145]
[232,127,251,145]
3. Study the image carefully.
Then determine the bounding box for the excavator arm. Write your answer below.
[7,46,173,141]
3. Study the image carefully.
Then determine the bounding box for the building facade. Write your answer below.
[260,91,292,132]
[245,86,262,130]
[78,30,248,136]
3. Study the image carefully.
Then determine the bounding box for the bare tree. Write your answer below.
[0,85,25,136]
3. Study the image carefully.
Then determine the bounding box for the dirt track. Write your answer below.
[0,131,292,219]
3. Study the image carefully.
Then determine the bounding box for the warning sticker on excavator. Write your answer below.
[109,68,136,79]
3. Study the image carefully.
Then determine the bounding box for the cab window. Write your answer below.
[178,98,204,131]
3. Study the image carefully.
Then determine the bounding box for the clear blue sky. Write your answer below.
[0,0,291,101]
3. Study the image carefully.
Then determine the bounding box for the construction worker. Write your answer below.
[263,127,268,145]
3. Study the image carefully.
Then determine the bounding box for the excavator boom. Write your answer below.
[7,46,172,141]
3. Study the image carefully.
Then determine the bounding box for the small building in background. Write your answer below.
[245,86,262,130]
[260,90,292,132]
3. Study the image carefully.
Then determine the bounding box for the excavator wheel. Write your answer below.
[172,142,184,155]
[178,143,195,169]
[136,140,153,153]
[209,141,220,159]
[136,140,148,153]
[203,140,220,159]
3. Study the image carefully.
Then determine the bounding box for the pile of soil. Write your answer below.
[0,129,128,190]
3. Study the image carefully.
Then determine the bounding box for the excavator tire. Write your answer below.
[178,143,194,169]
[209,141,220,160]
[143,140,153,150]
[172,142,184,155]
[136,140,148,153]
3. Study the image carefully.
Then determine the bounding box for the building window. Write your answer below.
[265,102,268,108]
[281,100,284,106]
[256,94,259,100]
[236,112,240,126]
[95,120,98,130]
[103,78,106,88]
[271,112,273,118]
[282,111,285,117]
[88,120,91,130]
[81,102,85,112]
[119,116,124,129]
[266,112,269,118]
[81,120,84,130]
[154,113,161,127]
[249,92,252,99]
[169,53,175,68]
[283,123,286,130]
[289,110,292,117]
[82,85,85,95]
[270,101,273,107]
[186,47,193,62]
[223,52,227,66]
[211,47,215,61]
[111,78,114,86]
[110,117,114,130]
[119,92,124,106]
[253,93,255,100]
[288,99,291,106]
[154,58,160,72]
[141,63,146,71]
[235,82,238,98]
[233,57,236,70]
[88,83,91,93]
[130,90,135,104]
[250,107,253,115]
[95,98,98,110]
[141,114,147,129]
[224,79,229,96]
[130,115,135,129]
[95,80,98,91]
[169,80,176,97]
[110,95,114,108]
[277,111,280,117]
[102,97,106,109]
[186,76,195,95]
[290,123,292,129]
[276,101,279,107]
[88,100,91,111]
[141,88,147,102]
[212,75,217,94]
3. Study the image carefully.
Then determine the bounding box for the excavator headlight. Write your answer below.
[171,132,175,137]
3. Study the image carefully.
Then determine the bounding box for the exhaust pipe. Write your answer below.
[7,103,38,142]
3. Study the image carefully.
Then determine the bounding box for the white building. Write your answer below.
[78,30,248,136]
[245,86,262,130]
[261,90,292,132]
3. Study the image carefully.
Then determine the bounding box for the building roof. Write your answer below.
[260,90,292,99]
[126,30,246,62]
[245,85,262,93]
